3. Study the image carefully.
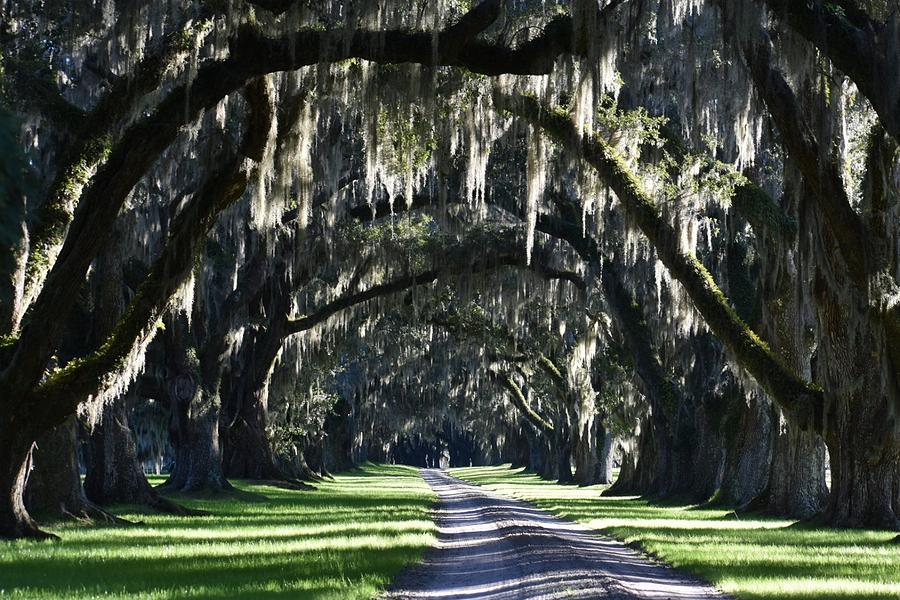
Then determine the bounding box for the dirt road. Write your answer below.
[384,469,728,600]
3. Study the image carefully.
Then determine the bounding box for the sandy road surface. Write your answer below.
[384,469,729,600]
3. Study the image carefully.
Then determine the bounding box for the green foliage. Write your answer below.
[376,104,437,179]
[593,95,667,151]
[344,215,441,275]
[0,465,436,599]
[269,366,343,457]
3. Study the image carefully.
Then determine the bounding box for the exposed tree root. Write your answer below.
[252,479,317,492]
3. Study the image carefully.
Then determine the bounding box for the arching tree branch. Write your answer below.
[741,40,869,285]
[493,371,556,435]
[286,247,585,335]
[30,78,275,425]
[2,2,595,402]
[759,0,900,142]
[495,91,825,433]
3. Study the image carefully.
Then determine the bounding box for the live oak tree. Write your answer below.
[1,0,899,539]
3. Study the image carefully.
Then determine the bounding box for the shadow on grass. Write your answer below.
[450,465,900,600]
[0,464,436,600]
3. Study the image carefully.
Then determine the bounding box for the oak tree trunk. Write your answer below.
[161,317,230,494]
[766,412,828,518]
[84,394,189,514]
[25,417,119,522]
[594,422,616,485]
[572,416,598,485]
[0,423,50,539]
[714,394,774,508]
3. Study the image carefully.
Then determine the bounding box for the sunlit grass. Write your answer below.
[0,463,435,599]
[451,465,900,600]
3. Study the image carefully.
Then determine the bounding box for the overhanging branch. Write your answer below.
[496,91,825,432]
[759,0,900,142]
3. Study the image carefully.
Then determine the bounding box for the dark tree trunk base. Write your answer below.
[25,418,132,527]
[222,420,284,480]
[594,427,616,485]
[85,396,197,516]
[819,448,900,531]
[0,425,59,541]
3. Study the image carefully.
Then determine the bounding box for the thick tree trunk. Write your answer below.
[687,400,727,502]
[530,435,557,480]
[510,431,531,469]
[25,417,121,522]
[594,423,615,485]
[323,398,354,473]
[222,396,283,480]
[221,364,282,479]
[823,406,900,529]
[765,412,828,518]
[164,398,230,494]
[810,206,900,529]
[278,444,320,481]
[633,417,665,496]
[606,441,639,496]
[715,394,774,508]
[0,424,51,539]
[304,435,332,479]
[161,317,231,494]
[84,395,190,514]
[572,416,598,486]
[220,289,288,480]
[554,425,574,483]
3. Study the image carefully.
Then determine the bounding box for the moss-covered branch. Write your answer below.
[30,78,274,426]
[760,0,900,142]
[20,17,215,324]
[495,372,556,435]
[741,40,869,286]
[496,91,825,432]
[286,236,586,336]
[653,123,796,243]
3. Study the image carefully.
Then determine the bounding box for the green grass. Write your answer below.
[0,463,435,599]
[451,465,900,600]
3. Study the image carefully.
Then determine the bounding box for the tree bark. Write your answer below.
[0,424,51,539]
[572,416,598,485]
[766,412,828,519]
[556,429,574,484]
[323,398,354,474]
[221,317,287,480]
[160,316,231,494]
[25,417,120,523]
[304,436,331,479]
[510,430,531,469]
[594,422,616,485]
[607,445,638,496]
[84,394,190,514]
[715,394,774,508]
[221,392,283,480]
[607,418,659,496]
[163,394,230,494]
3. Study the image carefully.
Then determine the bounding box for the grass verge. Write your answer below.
[0,463,435,599]
[450,464,900,600]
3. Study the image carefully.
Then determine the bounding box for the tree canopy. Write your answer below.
[1,0,899,540]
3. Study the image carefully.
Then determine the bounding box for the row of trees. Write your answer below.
[1,0,898,539]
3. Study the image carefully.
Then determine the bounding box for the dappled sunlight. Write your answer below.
[451,466,900,600]
[0,464,436,599]
[387,470,724,599]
